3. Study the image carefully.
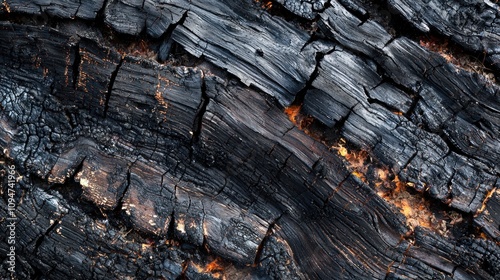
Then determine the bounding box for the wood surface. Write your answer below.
[0,0,499,279]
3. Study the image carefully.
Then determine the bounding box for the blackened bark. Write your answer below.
[0,0,499,279]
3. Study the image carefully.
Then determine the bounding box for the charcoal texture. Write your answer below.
[0,0,499,279]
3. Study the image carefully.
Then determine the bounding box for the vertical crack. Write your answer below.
[33,219,61,253]
[404,93,421,119]
[72,42,81,90]
[189,74,209,160]
[167,210,176,240]
[63,107,78,129]
[96,0,109,23]
[103,58,123,118]
[332,105,354,134]
[286,48,331,114]
[323,174,350,208]
[157,11,189,62]
[73,0,82,18]
[179,259,190,279]
[113,163,131,214]
[253,214,283,266]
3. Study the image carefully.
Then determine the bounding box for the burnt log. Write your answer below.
[0,0,499,279]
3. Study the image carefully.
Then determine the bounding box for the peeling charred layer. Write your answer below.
[1,0,500,279]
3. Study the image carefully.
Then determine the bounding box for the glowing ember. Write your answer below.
[254,0,273,10]
[284,105,301,124]
[476,187,497,215]
[284,104,314,130]
[3,1,10,13]
[351,170,366,183]
[204,258,224,274]
[333,139,445,232]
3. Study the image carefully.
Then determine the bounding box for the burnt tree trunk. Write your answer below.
[0,0,499,279]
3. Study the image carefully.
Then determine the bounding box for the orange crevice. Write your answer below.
[419,35,496,84]
[332,139,463,235]
[284,104,314,131]
[254,0,273,10]
[205,257,224,274]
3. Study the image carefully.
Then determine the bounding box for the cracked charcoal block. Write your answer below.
[380,38,448,89]
[143,0,187,38]
[303,46,498,213]
[412,227,500,278]
[380,38,500,171]
[174,188,205,247]
[301,49,382,128]
[387,0,500,70]
[475,189,500,242]
[104,0,147,35]
[0,23,76,90]
[318,3,392,57]
[104,0,188,37]
[122,161,174,235]
[72,38,123,117]
[309,11,499,212]
[106,56,203,142]
[172,0,317,107]
[74,150,129,211]
[0,23,122,117]
[313,50,382,103]
[340,101,497,213]
[1,0,500,278]
[202,199,269,265]
[368,83,413,113]
[302,88,352,128]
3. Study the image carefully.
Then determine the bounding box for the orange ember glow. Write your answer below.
[333,139,369,172]
[400,200,412,217]
[205,258,224,274]
[477,187,497,215]
[285,105,301,124]
[333,139,439,231]
[3,1,10,13]
[284,105,314,130]
[419,36,455,63]
[254,0,273,10]
[351,171,366,182]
